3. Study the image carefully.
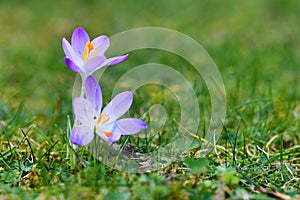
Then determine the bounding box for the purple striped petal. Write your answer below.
[102,91,133,121]
[84,55,106,74]
[62,38,82,66]
[91,35,110,56]
[85,76,102,114]
[62,38,72,58]
[70,125,94,146]
[64,57,81,72]
[71,27,90,57]
[102,54,129,66]
[73,97,95,125]
[114,118,147,135]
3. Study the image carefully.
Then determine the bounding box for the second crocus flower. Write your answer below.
[70,76,147,146]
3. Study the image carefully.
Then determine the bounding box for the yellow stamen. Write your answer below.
[101,117,110,125]
[97,114,104,125]
[97,113,110,125]
[82,41,94,62]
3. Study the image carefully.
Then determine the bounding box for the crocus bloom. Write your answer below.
[62,27,128,75]
[70,76,147,146]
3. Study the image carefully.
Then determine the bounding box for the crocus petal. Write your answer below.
[70,125,94,146]
[73,97,96,125]
[102,91,133,121]
[114,118,147,135]
[108,133,121,142]
[71,27,90,57]
[64,57,81,72]
[84,55,106,74]
[85,76,102,114]
[91,35,110,56]
[62,38,72,58]
[101,54,129,66]
[62,38,83,66]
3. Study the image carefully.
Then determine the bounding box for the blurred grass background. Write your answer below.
[0,0,299,199]
[0,0,299,119]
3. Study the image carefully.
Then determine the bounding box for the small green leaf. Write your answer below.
[183,158,209,174]
[217,167,240,186]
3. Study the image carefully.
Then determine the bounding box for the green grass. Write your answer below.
[0,0,299,199]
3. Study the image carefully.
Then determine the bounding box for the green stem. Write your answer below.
[71,74,87,166]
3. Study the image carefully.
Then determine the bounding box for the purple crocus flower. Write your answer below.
[70,76,147,146]
[62,27,128,75]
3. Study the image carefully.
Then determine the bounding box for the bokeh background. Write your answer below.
[0,0,299,125]
[0,0,299,198]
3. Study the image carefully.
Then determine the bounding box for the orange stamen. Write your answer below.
[104,131,112,137]
[82,41,94,62]
[87,42,94,52]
